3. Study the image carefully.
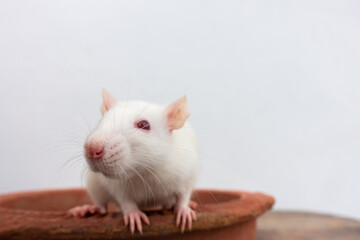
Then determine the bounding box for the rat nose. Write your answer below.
[85,141,104,160]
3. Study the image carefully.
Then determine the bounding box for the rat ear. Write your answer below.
[166,96,190,131]
[100,88,117,115]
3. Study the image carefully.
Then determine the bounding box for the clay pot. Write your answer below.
[0,189,274,240]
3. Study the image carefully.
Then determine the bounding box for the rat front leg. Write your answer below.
[174,191,196,233]
[68,172,109,217]
[119,200,150,234]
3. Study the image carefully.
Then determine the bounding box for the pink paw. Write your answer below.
[68,204,107,217]
[175,205,196,233]
[123,209,150,234]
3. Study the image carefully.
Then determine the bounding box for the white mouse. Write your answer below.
[68,89,200,234]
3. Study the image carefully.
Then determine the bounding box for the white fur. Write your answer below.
[84,100,200,214]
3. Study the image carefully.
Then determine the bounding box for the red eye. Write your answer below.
[136,120,151,130]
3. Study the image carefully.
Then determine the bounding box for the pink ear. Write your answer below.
[100,88,117,115]
[166,96,190,131]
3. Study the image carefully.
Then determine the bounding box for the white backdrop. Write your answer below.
[0,0,359,219]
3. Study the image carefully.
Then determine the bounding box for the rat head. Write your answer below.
[84,89,190,178]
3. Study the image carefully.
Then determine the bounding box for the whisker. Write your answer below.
[124,161,156,206]
[37,127,86,141]
[192,191,203,206]
[137,161,172,203]
[80,163,88,187]
[74,101,93,135]
[120,162,137,201]
[57,152,84,173]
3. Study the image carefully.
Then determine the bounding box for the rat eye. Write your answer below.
[136,120,151,131]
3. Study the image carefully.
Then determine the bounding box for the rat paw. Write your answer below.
[68,204,107,217]
[175,205,196,233]
[188,200,197,210]
[123,209,150,234]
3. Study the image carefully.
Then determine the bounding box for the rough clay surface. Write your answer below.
[0,189,274,240]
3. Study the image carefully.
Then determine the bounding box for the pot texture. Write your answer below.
[0,189,274,240]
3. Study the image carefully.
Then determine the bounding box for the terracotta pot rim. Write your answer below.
[0,187,273,212]
[0,188,275,238]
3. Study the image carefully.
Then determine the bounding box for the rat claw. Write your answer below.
[176,212,181,227]
[181,216,186,233]
[68,204,107,217]
[135,216,143,234]
[98,206,107,215]
[124,209,150,234]
[191,210,196,221]
[80,205,88,217]
[140,212,150,225]
[189,201,197,210]
[188,212,193,230]
[89,207,95,214]
[124,215,129,226]
[68,206,78,217]
[130,215,135,234]
[175,206,196,233]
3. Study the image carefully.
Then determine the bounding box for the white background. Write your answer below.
[0,1,359,219]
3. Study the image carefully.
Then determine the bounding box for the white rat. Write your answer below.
[68,89,200,234]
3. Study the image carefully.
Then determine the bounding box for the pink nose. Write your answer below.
[85,141,104,160]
